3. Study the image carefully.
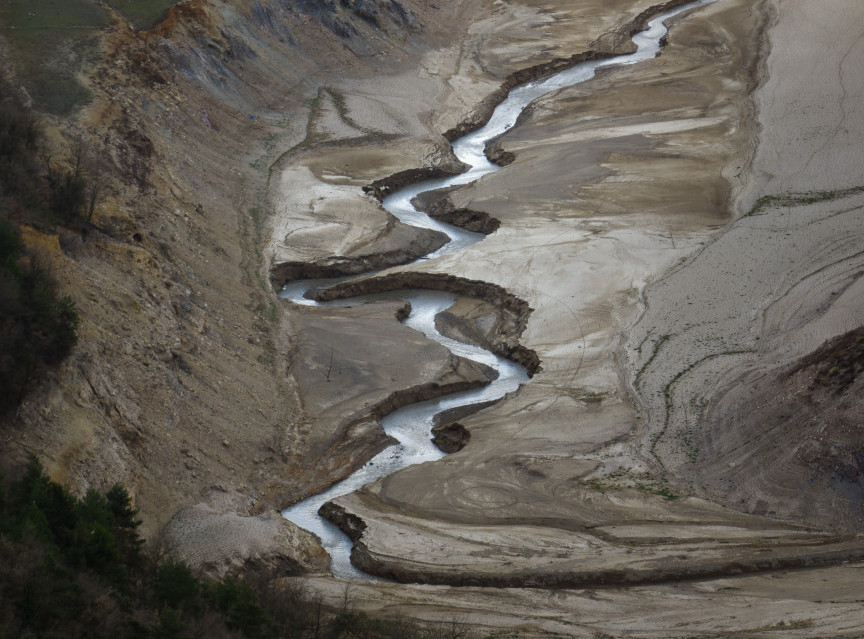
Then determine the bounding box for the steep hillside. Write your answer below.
[5,0,864,635]
[0,0,480,557]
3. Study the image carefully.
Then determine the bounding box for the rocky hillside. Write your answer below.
[0,0,470,547]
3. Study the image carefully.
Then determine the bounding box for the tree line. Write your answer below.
[0,457,474,639]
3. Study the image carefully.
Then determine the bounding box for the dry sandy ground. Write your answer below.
[294,563,864,638]
[1,0,509,572]
[319,0,798,583]
[627,0,864,527]
[265,0,697,504]
[269,0,864,635]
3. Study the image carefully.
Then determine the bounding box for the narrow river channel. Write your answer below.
[279,0,712,580]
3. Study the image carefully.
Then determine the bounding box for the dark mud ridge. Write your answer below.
[411,187,502,234]
[483,141,516,167]
[441,50,612,143]
[430,421,470,453]
[341,533,864,588]
[318,502,366,542]
[428,399,498,453]
[370,359,498,422]
[440,0,698,143]
[363,165,467,201]
[270,226,449,288]
[343,0,697,258]
[311,272,541,375]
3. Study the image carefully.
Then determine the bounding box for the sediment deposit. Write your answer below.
[5,0,864,634]
[275,0,864,634]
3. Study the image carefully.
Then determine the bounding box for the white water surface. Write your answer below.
[281,289,527,579]
[279,0,711,580]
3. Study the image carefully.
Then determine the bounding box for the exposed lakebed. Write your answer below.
[279,0,711,580]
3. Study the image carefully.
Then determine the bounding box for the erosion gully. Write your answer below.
[279,0,712,580]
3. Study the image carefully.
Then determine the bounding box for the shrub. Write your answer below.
[209,577,270,637]
[155,560,201,611]
[0,460,451,639]
[0,230,80,413]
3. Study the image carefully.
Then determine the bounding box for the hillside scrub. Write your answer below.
[0,458,474,639]
[0,76,104,227]
[0,219,79,413]
[0,78,96,413]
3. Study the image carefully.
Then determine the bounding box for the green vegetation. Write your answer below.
[575,390,607,404]
[0,458,475,639]
[0,457,145,636]
[0,78,90,413]
[0,75,103,226]
[747,185,864,216]
[660,349,756,428]
[0,219,79,413]
[102,0,179,30]
[0,0,107,115]
[585,470,682,502]
[238,204,279,367]
[0,0,177,114]
[635,333,671,383]
[648,348,756,464]
[653,488,679,501]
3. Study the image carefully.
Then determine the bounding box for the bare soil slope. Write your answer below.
[1,0,492,567]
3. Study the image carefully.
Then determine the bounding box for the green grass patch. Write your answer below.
[1,458,472,639]
[1,0,179,114]
[0,220,80,413]
[1,0,108,30]
[102,0,178,30]
[649,349,756,461]
[748,185,864,216]
[0,0,177,31]
[635,333,672,383]
[14,47,96,116]
[1,0,107,115]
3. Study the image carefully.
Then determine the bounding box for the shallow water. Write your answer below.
[279,0,711,580]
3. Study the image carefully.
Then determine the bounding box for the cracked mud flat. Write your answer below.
[269,0,864,635]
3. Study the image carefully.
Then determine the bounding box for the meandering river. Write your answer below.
[279,0,711,580]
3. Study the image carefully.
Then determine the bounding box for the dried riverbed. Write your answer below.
[271,0,864,634]
[278,1,714,579]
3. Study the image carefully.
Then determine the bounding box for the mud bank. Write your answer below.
[280,362,497,505]
[440,0,705,142]
[269,225,448,287]
[312,0,813,591]
[337,521,864,588]
[414,194,502,235]
[271,313,500,509]
[311,272,540,374]
[1,0,496,555]
[14,0,864,630]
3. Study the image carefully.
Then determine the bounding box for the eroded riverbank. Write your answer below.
[6,0,862,632]
[305,0,803,587]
